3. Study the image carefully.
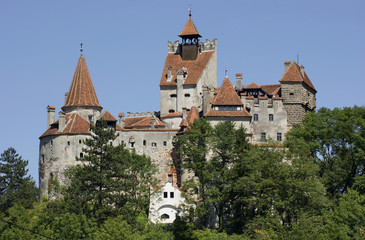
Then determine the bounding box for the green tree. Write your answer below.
[286,106,365,198]
[64,120,157,225]
[0,147,38,213]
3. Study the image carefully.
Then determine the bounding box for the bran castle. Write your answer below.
[39,14,316,223]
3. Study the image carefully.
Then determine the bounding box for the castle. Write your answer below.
[39,14,316,223]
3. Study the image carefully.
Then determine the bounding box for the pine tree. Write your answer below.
[64,120,157,225]
[0,147,38,213]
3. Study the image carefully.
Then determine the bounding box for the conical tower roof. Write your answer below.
[178,16,202,38]
[62,54,102,111]
[212,77,243,106]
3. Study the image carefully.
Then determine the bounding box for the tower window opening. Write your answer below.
[80,153,84,158]
[269,114,274,121]
[161,214,170,219]
[163,141,167,147]
[170,94,177,98]
[254,114,259,121]
[67,141,70,146]
[163,192,168,198]
[51,140,53,146]
[151,142,157,148]
[169,109,175,113]
[143,140,146,147]
[277,133,282,141]
[170,192,174,198]
[185,93,190,97]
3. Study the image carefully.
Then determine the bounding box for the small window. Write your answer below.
[261,133,266,141]
[289,92,294,96]
[130,142,135,148]
[184,93,190,97]
[168,174,173,183]
[277,133,282,141]
[51,140,53,146]
[254,114,259,121]
[121,140,125,146]
[88,115,93,122]
[110,142,113,146]
[169,109,175,113]
[41,155,45,163]
[163,141,167,147]
[67,141,70,146]
[79,139,82,144]
[80,153,84,158]
[151,142,157,147]
[170,94,177,98]
[161,214,170,219]
[269,114,274,121]
[163,192,168,198]
[143,140,146,147]
[170,192,174,198]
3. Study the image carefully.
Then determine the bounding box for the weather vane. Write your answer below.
[225,67,228,77]
[188,4,192,17]
[80,41,83,54]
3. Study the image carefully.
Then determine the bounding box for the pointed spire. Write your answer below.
[62,54,102,111]
[178,14,201,38]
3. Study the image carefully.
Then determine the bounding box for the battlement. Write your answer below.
[168,39,217,53]
[126,112,157,118]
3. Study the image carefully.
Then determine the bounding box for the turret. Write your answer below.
[178,13,201,60]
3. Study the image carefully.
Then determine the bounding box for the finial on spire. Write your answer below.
[188,4,192,17]
[80,41,83,54]
[225,67,228,77]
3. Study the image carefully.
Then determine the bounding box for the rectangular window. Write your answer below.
[67,141,70,146]
[80,153,83,158]
[163,141,167,147]
[277,133,282,141]
[79,139,82,144]
[261,133,266,141]
[170,192,174,198]
[163,192,168,198]
[151,142,157,148]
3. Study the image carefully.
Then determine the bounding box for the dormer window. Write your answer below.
[215,106,241,112]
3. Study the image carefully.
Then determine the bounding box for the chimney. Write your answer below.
[300,65,305,76]
[235,73,243,90]
[176,69,184,113]
[118,112,125,128]
[58,111,66,131]
[64,92,69,104]
[150,116,155,129]
[167,66,171,81]
[47,105,55,128]
[284,61,291,72]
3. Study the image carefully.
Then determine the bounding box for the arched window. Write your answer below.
[169,109,175,113]
[184,93,190,97]
[254,114,259,121]
[161,214,170,219]
[143,140,146,147]
[269,114,274,121]
[170,94,177,98]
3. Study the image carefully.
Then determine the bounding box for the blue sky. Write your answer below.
[1,0,364,184]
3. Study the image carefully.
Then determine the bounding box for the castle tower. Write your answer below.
[160,14,217,117]
[279,61,316,126]
[39,52,102,197]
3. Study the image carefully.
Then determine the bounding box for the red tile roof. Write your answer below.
[244,82,260,89]
[159,51,214,86]
[118,112,124,118]
[205,108,251,117]
[178,17,201,38]
[161,112,182,118]
[186,106,200,124]
[124,116,166,129]
[48,105,56,110]
[179,118,188,127]
[212,77,243,106]
[261,84,281,95]
[40,112,91,138]
[98,110,117,122]
[279,61,316,92]
[62,55,102,111]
